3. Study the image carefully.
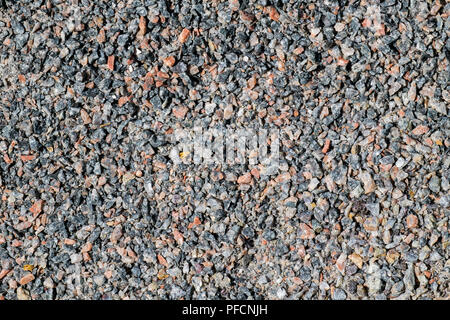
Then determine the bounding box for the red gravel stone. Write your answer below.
[107,55,115,71]
[157,254,168,267]
[139,16,147,35]
[411,125,429,135]
[19,273,35,286]
[237,172,252,184]
[268,6,280,21]
[29,200,43,216]
[299,223,315,240]
[163,56,176,67]
[97,29,106,43]
[406,214,419,229]
[178,28,191,43]
[322,139,331,153]
[172,106,189,119]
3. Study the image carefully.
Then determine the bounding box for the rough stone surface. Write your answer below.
[0,0,448,301]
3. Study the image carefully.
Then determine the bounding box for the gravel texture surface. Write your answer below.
[0,0,449,300]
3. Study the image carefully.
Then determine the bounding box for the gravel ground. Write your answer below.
[0,0,449,300]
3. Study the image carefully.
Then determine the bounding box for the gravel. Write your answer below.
[0,0,449,300]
